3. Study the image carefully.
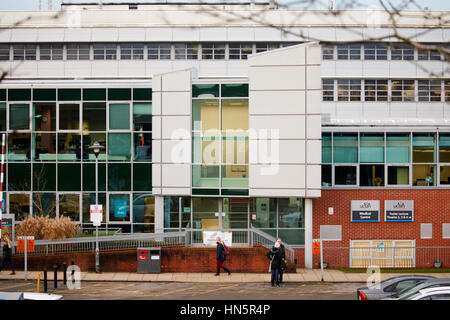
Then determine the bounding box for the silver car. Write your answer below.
[356,275,435,300]
[383,278,450,300]
[0,291,63,300]
[399,286,450,300]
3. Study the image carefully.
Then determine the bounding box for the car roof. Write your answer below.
[422,278,450,284]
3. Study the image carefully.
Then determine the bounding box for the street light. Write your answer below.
[88,141,104,273]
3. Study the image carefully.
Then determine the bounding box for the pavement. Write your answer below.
[1,269,450,283]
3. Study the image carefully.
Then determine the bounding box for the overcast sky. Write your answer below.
[0,0,449,11]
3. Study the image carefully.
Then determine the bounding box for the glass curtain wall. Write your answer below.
[192,83,249,196]
[322,131,450,187]
[4,87,153,233]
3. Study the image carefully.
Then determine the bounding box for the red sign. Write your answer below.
[312,241,321,255]
[138,255,147,260]
[17,239,35,252]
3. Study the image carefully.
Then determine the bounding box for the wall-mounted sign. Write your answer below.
[351,200,380,222]
[385,200,414,222]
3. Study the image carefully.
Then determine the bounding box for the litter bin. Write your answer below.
[137,247,161,274]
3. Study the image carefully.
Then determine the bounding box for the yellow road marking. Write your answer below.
[190,284,239,297]
[153,284,204,297]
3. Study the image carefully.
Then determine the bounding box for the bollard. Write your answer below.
[43,269,48,293]
[36,273,40,293]
[63,263,67,286]
[53,265,58,289]
[71,260,75,284]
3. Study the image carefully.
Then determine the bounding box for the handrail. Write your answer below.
[250,226,296,263]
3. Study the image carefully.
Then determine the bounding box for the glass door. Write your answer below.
[192,197,220,230]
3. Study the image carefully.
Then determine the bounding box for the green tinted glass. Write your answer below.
[58,163,81,191]
[133,163,152,191]
[8,89,31,101]
[133,88,152,101]
[33,89,56,101]
[109,103,130,130]
[221,84,248,97]
[108,88,131,101]
[192,84,219,98]
[58,89,81,101]
[83,88,106,101]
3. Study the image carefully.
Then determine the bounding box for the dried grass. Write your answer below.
[16,216,79,240]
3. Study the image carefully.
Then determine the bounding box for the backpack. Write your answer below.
[223,243,230,255]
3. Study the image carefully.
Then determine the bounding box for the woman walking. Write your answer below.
[0,235,16,275]
[266,241,282,287]
[215,236,231,276]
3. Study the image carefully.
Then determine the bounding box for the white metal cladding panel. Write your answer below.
[335,60,364,77]
[91,61,119,77]
[335,103,363,121]
[306,43,321,65]
[320,61,336,78]
[388,102,417,119]
[161,116,191,140]
[161,92,191,115]
[172,28,200,41]
[249,66,306,91]
[161,164,191,188]
[9,61,38,77]
[64,28,92,42]
[161,69,192,91]
[227,60,249,77]
[417,103,444,119]
[307,27,336,42]
[361,60,390,78]
[254,27,282,42]
[306,115,322,139]
[198,60,228,77]
[118,60,146,78]
[0,29,11,42]
[199,27,227,41]
[249,46,306,66]
[306,140,321,164]
[249,115,306,140]
[306,164,321,190]
[117,28,146,42]
[416,61,445,78]
[249,164,306,189]
[64,61,92,78]
[37,61,65,77]
[161,140,190,164]
[335,27,364,42]
[152,140,161,163]
[90,28,119,42]
[389,61,417,78]
[249,90,306,115]
[250,188,306,198]
[227,27,255,41]
[249,139,305,165]
[146,61,175,78]
[37,28,65,42]
[10,28,38,42]
[145,28,173,41]
[363,28,393,41]
[362,102,390,119]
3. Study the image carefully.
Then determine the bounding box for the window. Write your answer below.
[278,198,304,229]
[83,103,106,131]
[109,194,130,221]
[337,44,361,60]
[386,133,410,163]
[388,166,409,185]
[322,132,332,163]
[413,164,436,186]
[418,80,442,102]
[255,43,279,53]
[67,44,90,60]
[229,43,253,60]
[322,44,334,60]
[93,43,117,60]
[439,133,450,163]
[120,43,144,60]
[337,79,361,101]
[133,103,152,131]
[364,80,388,101]
[413,133,436,163]
[13,44,36,60]
[360,164,384,187]
[418,44,441,60]
[148,43,171,60]
[201,43,225,60]
[0,44,9,61]
[334,166,357,185]
[360,133,384,163]
[39,44,63,60]
[391,80,415,102]
[10,104,30,130]
[391,43,414,60]
[109,103,130,130]
[108,133,131,161]
[174,43,199,60]
[446,80,450,102]
[322,79,334,101]
[333,133,358,163]
[59,104,80,130]
[364,43,387,60]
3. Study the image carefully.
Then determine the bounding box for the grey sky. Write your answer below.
[0,0,449,11]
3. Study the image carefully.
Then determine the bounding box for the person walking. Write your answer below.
[215,236,231,276]
[0,235,16,275]
[266,241,282,287]
[276,238,286,284]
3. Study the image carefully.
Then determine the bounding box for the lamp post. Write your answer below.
[89,141,104,273]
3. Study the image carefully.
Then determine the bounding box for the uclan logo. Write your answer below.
[359,202,371,209]
[393,202,406,209]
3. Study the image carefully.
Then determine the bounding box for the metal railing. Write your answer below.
[250,227,296,263]
[13,231,187,256]
[321,246,450,269]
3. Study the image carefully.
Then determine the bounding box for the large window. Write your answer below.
[192,84,248,193]
[201,43,225,60]
[120,43,144,60]
[39,44,63,60]
[93,43,117,60]
[13,44,36,60]
[148,43,171,60]
[337,80,361,101]
[174,43,198,60]
[364,43,388,60]
[391,80,415,102]
[391,44,414,60]
[364,80,388,101]
[66,44,90,60]
[418,80,442,102]
[337,44,361,60]
[229,43,253,60]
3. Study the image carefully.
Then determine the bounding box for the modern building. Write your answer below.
[0,2,448,268]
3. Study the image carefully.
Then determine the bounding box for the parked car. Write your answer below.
[0,291,63,300]
[383,278,450,300]
[398,286,450,300]
[357,275,435,300]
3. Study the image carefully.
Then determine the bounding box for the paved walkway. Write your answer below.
[1,269,450,283]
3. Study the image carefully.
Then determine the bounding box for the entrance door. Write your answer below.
[192,197,221,230]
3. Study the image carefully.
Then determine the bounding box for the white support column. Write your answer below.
[304,198,313,269]
[155,195,164,234]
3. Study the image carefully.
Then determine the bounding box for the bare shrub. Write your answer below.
[16,216,79,240]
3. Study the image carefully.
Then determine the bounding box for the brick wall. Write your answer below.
[312,189,450,268]
[6,245,296,273]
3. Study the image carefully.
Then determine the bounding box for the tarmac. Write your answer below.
[1,269,450,283]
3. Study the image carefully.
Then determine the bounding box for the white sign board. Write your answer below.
[203,231,232,247]
[90,205,103,226]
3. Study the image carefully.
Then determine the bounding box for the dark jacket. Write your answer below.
[216,242,226,261]
[266,247,282,270]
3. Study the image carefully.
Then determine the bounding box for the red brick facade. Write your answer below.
[310,189,450,268]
